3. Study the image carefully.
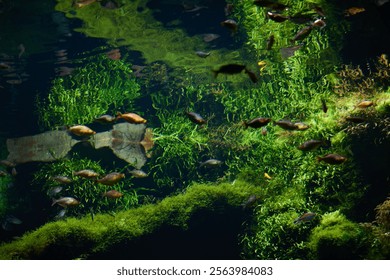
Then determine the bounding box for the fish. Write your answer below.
[94,114,116,124]
[313,6,326,17]
[55,209,67,220]
[291,26,313,42]
[245,68,259,83]
[280,45,302,59]
[128,169,148,178]
[17,44,25,59]
[195,51,211,58]
[356,100,374,108]
[221,19,238,33]
[106,49,121,60]
[317,153,347,164]
[74,0,97,8]
[0,62,12,70]
[52,175,72,184]
[289,14,313,24]
[241,195,259,209]
[1,215,22,231]
[102,190,124,199]
[294,212,316,224]
[244,117,271,128]
[267,11,289,22]
[224,3,234,16]
[73,169,100,178]
[266,35,275,50]
[199,159,223,168]
[253,0,287,11]
[294,122,310,131]
[298,140,323,151]
[345,116,366,123]
[52,197,80,207]
[116,112,147,124]
[0,170,8,177]
[312,19,326,29]
[344,7,365,17]
[11,167,17,176]
[273,120,299,130]
[47,186,64,197]
[68,125,96,137]
[186,112,207,125]
[96,172,125,186]
[202,33,220,42]
[321,99,328,113]
[0,159,16,167]
[212,63,246,77]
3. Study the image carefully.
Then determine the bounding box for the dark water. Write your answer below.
[0,0,389,257]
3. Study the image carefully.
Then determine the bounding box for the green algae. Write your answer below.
[0,180,259,259]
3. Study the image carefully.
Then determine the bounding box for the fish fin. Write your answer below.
[316,156,322,162]
[242,121,248,128]
[51,198,57,206]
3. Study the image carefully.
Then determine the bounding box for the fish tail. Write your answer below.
[242,121,248,128]
[316,156,323,162]
[211,70,218,78]
[115,112,122,120]
[293,218,301,224]
[51,198,57,207]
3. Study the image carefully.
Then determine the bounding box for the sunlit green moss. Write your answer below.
[0,180,259,259]
[308,211,369,259]
[36,54,140,129]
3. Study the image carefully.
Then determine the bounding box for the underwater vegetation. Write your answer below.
[1,0,389,260]
[36,53,140,129]
[32,156,139,219]
[0,180,259,259]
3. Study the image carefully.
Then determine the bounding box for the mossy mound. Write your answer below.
[308,211,369,259]
[0,180,259,259]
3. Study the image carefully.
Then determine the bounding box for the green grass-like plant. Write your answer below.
[36,53,140,129]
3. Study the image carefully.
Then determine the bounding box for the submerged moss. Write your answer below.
[0,180,259,259]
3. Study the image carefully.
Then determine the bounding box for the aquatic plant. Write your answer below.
[36,54,140,129]
[0,180,259,259]
[308,211,370,259]
[32,156,138,219]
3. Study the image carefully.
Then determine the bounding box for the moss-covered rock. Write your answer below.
[308,211,369,259]
[0,180,259,259]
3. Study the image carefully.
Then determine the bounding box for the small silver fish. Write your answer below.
[128,169,148,178]
[195,51,211,58]
[52,175,72,184]
[199,159,223,168]
[47,186,64,197]
[52,197,80,207]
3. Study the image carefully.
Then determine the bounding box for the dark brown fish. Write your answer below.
[291,26,313,42]
[244,117,271,128]
[266,35,275,50]
[186,112,207,125]
[280,45,302,59]
[73,169,100,178]
[267,11,289,22]
[212,64,246,77]
[96,172,125,186]
[253,0,287,11]
[317,153,347,164]
[312,19,326,29]
[298,140,323,151]
[289,14,313,24]
[102,190,123,199]
[273,120,298,130]
[294,212,316,224]
[245,68,259,83]
[221,19,238,33]
[224,3,234,16]
[321,99,328,113]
